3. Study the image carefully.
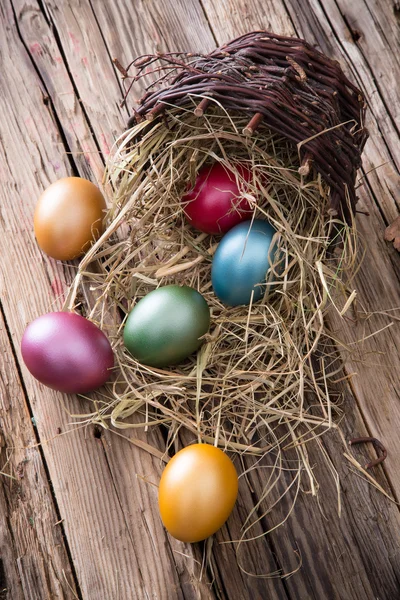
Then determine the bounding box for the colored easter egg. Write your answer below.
[123,285,210,367]
[21,312,114,393]
[181,162,253,234]
[158,444,238,543]
[34,177,106,260]
[211,219,277,306]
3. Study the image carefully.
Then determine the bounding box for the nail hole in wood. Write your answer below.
[93,425,103,439]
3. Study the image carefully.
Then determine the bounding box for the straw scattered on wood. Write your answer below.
[64,31,371,570]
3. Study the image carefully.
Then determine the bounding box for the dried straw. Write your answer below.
[64,32,370,566]
[66,105,358,464]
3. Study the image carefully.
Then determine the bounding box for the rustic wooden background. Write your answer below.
[1,0,400,599]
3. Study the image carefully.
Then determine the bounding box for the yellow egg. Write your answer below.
[158,444,238,543]
[34,177,106,260]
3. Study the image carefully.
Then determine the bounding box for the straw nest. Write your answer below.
[66,32,368,499]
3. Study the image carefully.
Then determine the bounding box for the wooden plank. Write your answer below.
[11,0,104,185]
[0,307,78,599]
[37,0,215,155]
[1,1,214,598]
[199,0,294,42]
[89,0,216,64]
[0,491,23,600]
[24,0,127,158]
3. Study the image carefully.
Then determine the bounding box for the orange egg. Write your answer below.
[34,177,106,260]
[158,444,238,543]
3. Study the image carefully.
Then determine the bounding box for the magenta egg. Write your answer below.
[21,312,114,393]
[181,162,254,234]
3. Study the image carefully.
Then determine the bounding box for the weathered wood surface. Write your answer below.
[0,0,400,599]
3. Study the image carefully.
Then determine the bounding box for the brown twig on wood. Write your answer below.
[243,112,263,136]
[113,58,128,79]
[146,103,165,121]
[349,436,388,469]
[194,97,212,117]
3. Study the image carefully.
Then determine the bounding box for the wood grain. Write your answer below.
[0,306,78,599]
[12,0,105,184]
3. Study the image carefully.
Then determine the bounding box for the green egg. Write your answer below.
[123,285,210,367]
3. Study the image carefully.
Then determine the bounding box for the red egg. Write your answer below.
[181,163,254,234]
[21,312,114,394]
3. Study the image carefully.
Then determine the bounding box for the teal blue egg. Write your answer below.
[123,285,210,367]
[211,219,277,306]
